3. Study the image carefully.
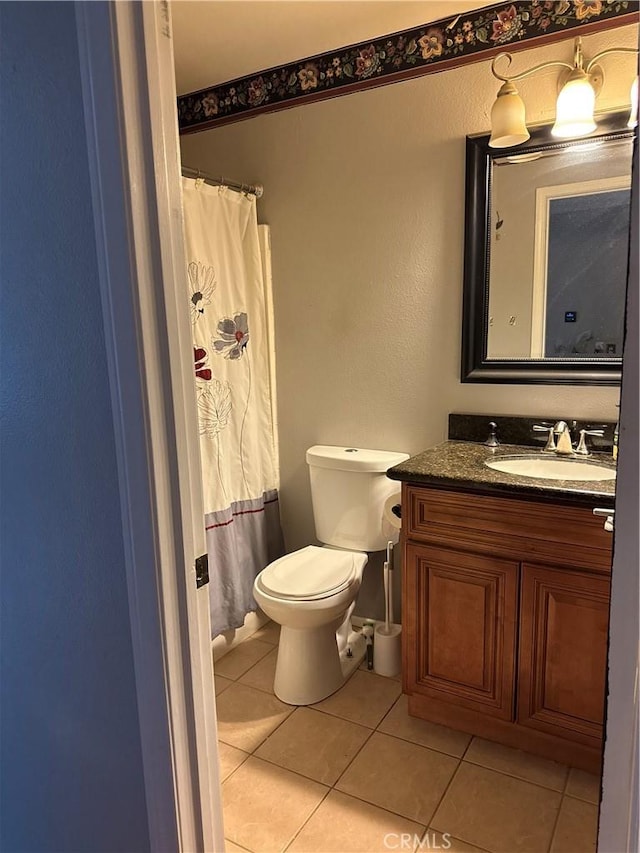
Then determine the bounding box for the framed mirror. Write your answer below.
[461,111,634,385]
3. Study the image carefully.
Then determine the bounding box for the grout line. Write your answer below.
[375,692,402,731]
[218,748,250,787]
[328,724,376,789]
[422,827,492,853]
[460,755,569,795]
[282,787,333,852]
[284,788,429,853]
[546,793,566,853]
[374,727,472,762]
[419,756,463,834]
[246,709,375,788]
[322,780,431,833]
[247,705,297,754]
[224,838,253,853]
[459,732,474,761]
[214,644,275,682]
[238,750,334,793]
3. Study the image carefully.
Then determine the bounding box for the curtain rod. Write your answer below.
[181,165,264,198]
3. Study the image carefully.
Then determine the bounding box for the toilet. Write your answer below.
[253,445,409,705]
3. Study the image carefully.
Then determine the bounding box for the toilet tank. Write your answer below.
[306,445,409,552]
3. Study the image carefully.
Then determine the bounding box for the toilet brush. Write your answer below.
[385,540,393,632]
[374,540,402,677]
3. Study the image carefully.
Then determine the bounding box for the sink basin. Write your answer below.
[485,455,616,482]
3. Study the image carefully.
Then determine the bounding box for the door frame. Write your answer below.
[74,0,639,850]
[75,2,223,850]
[598,140,639,853]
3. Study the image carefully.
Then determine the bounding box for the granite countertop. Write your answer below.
[387,441,616,506]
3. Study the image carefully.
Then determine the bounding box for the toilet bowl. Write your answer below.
[254,546,368,705]
[252,444,409,706]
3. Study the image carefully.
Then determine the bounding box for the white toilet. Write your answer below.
[253,445,409,705]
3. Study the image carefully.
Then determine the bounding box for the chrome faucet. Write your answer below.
[575,427,606,456]
[532,421,574,455]
[553,421,574,455]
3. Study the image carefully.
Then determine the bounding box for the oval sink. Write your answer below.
[485,455,616,482]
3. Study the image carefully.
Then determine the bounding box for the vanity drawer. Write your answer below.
[404,485,612,573]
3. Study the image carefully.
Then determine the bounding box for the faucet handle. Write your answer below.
[484,421,500,448]
[532,423,556,452]
[575,428,606,456]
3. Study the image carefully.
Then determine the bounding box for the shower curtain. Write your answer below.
[182,178,284,637]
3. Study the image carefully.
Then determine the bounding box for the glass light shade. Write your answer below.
[552,70,596,138]
[489,82,530,148]
[628,76,638,128]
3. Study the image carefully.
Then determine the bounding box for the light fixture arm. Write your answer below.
[491,37,638,85]
[488,36,638,148]
[491,52,573,84]
[586,46,639,74]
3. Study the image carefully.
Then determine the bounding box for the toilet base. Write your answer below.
[274,623,366,705]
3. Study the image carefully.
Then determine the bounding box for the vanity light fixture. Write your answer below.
[488,37,638,148]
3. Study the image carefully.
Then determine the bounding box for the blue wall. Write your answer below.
[0,4,151,850]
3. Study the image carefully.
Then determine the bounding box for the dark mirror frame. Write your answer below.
[461,110,634,385]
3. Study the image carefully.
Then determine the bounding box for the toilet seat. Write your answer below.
[257,545,359,601]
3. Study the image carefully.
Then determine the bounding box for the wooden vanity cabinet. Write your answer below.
[518,563,610,745]
[405,543,518,721]
[402,484,613,773]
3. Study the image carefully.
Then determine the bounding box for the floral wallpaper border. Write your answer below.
[177,0,638,133]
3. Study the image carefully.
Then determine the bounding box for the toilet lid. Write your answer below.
[258,546,358,600]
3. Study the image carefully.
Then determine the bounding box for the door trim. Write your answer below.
[75,2,223,850]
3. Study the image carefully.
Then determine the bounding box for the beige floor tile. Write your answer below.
[222,756,328,853]
[239,647,278,694]
[288,790,426,853]
[550,796,598,853]
[218,741,249,782]
[216,683,293,752]
[464,737,568,791]
[215,673,234,696]
[252,620,281,645]
[336,732,458,825]
[256,706,371,785]
[432,762,561,853]
[224,841,250,853]
[378,696,471,758]
[312,670,401,728]
[214,638,274,680]
[426,830,489,852]
[565,767,601,804]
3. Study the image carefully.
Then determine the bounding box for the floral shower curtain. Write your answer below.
[182,178,284,637]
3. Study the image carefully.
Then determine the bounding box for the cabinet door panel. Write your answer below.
[518,563,610,745]
[405,543,518,720]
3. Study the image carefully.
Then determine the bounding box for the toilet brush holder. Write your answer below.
[373,623,402,677]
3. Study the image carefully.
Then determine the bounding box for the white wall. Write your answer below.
[180,26,636,609]
[0,4,151,849]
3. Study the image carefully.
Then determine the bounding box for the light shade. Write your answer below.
[552,69,596,138]
[489,81,530,148]
[628,76,638,128]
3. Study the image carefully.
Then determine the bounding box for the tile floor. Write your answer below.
[214,623,600,853]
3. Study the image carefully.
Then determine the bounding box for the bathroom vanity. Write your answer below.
[388,421,616,774]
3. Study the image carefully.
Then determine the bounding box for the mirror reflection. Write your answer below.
[487,136,632,361]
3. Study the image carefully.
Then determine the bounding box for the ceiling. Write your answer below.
[171,1,487,94]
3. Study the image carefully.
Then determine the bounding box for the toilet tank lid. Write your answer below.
[306,445,409,473]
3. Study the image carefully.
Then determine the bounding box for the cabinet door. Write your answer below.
[405,543,518,720]
[518,563,610,746]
